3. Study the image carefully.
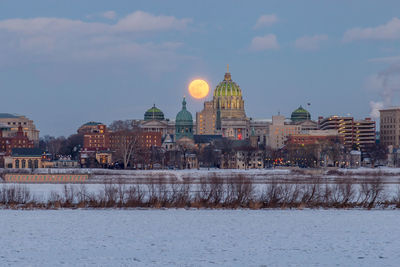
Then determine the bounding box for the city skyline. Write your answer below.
[1,0,400,136]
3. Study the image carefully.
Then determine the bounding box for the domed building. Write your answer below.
[291,105,311,122]
[213,67,246,119]
[77,121,105,134]
[175,97,193,140]
[144,104,165,121]
[196,65,249,140]
[139,104,175,138]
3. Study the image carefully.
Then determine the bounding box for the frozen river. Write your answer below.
[0,209,399,266]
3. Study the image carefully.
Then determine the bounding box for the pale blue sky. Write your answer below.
[1,0,400,136]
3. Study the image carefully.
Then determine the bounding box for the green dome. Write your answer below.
[175,98,193,123]
[175,97,193,140]
[144,104,165,121]
[291,105,311,122]
[213,72,242,97]
[82,121,102,126]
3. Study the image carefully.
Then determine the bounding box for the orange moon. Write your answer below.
[188,79,210,99]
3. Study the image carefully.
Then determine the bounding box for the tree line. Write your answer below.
[1,175,399,209]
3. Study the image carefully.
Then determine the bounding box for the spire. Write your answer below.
[224,64,231,81]
[182,97,187,110]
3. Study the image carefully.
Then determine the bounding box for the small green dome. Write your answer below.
[213,72,242,97]
[144,104,165,121]
[175,97,193,140]
[175,98,193,123]
[291,105,311,122]
[82,121,102,126]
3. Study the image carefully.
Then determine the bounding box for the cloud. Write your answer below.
[294,34,328,51]
[115,11,191,32]
[0,11,194,71]
[0,11,191,35]
[365,64,400,106]
[343,17,400,42]
[250,34,279,51]
[254,14,278,28]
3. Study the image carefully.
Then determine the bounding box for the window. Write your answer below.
[15,159,20,168]
[22,160,26,168]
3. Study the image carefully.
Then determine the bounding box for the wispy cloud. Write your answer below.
[0,11,194,71]
[0,11,192,35]
[294,34,328,51]
[250,34,279,51]
[254,14,278,28]
[343,17,400,42]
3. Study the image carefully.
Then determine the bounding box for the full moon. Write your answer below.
[188,79,210,99]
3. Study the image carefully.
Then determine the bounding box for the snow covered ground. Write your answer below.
[0,209,399,266]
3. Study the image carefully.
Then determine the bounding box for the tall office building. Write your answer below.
[379,107,400,148]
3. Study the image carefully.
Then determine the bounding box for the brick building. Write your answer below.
[83,124,109,151]
[0,126,34,156]
[286,130,343,146]
[109,131,162,150]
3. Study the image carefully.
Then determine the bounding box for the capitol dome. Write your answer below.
[144,104,165,121]
[291,105,311,122]
[212,66,246,119]
[213,72,242,97]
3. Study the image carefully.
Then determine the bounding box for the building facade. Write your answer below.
[0,126,34,157]
[379,107,400,149]
[139,105,175,138]
[82,123,109,151]
[196,67,249,140]
[286,130,341,146]
[318,116,376,151]
[10,148,43,169]
[268,115,301,149]
[0,113,39,145]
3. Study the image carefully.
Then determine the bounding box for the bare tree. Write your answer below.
[108,120,134,132]
[111,130,141,169]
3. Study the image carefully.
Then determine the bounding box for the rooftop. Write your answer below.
[82,121,103,126]
[0,113,21,119]
[12,148,43,157]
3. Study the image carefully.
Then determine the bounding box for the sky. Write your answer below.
[1,0,400,137]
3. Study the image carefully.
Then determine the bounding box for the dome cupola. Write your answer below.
[175,97,193,140]
[144,104,165,121]
[213,65,242,98]
[291,105,311,122]
[212,65,246,119]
